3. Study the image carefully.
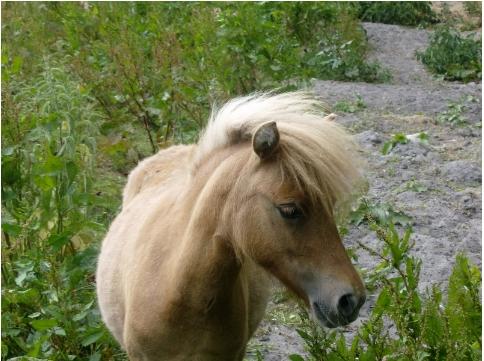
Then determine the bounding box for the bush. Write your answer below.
[417,26,481,82]
[1,61,124,359]
[463,1,482,18]
[355,1,438,27]
[3,2,389,149]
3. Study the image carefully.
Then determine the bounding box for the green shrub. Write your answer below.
[463,2,482,18]
[3,2,389,149]
[417,27,481,82]
[355,1,438,27]
[1,61,124,359]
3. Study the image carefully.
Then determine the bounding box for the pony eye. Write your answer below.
[277,203,304,219]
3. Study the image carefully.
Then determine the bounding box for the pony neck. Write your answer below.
[172,145,252,315]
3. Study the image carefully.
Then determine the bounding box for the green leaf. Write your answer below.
[381,141,393,155]
[359,349,377,361]
[53,327,67,337]
[65,161,78,184]
[89,353,102,361]
[417,132,429,144]
[296,328,311,341]
[33,175,56,192]
[14,262,34,287]
[289,355,306,361]
[48,234,70,252]
[374,288,391,316]
[2,222,22,237]
[42,155,64,175]
[416,351,430,361]
[28,312,41,319]
[393,133,408,144]
[2,157,22,185]
[27,334,49,357]
[81,330,104,347]
[11,56,23,74]
[392,213,412,226]
[2,146,16,156]
[72,310,88,322]
[14,288,40,306]
[31,318,58,331]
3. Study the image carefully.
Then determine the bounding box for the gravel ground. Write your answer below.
[248,22,482,360]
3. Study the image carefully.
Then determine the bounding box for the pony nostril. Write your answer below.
[337,293,358,318]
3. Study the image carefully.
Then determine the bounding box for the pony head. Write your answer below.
[195,92,366,327]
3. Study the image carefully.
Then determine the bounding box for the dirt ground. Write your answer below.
[247,21,482,360]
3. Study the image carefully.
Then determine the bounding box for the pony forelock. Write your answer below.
[193,91,363,214]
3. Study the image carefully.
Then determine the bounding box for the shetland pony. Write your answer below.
[96,92,365,361]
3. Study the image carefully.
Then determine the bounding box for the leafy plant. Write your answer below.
[333,95,367,113]
[381,131,430,155]
[355,2,438,27]
[349,198,412,227]
[2,61,124,359]
[2,3,480,360]
[463,2,482,18]
[415,131,429,145]
[435,2,481,31]
[436,95,478,125]
[399,179,429,194]
[417,26,481,82]
[438,102,468,125]
[381,133,409,155]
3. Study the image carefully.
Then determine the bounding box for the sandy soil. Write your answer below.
[247,22,482,360]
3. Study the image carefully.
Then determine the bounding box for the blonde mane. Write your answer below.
[193,91,362,213]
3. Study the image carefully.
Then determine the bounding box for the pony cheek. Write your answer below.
[258,256,310,304]
[233,202,274,255]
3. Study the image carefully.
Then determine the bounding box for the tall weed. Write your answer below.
[355,2,438,27]
[417,26,481,82]
[2,62,123,359]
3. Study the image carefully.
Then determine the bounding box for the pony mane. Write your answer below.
[193,91,363,213]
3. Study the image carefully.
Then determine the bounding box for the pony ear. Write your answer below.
[252,121,280,160]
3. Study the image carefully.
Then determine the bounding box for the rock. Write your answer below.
[394,190,420,206]
[336,114,360,128]
[456,127,473,137]
[386,137,430,158]
[457,188,482,215]
[355,130,382,147]
[414,154,426,163]
[441,160,481,184]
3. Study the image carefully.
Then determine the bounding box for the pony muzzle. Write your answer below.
[309,290,366,328]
